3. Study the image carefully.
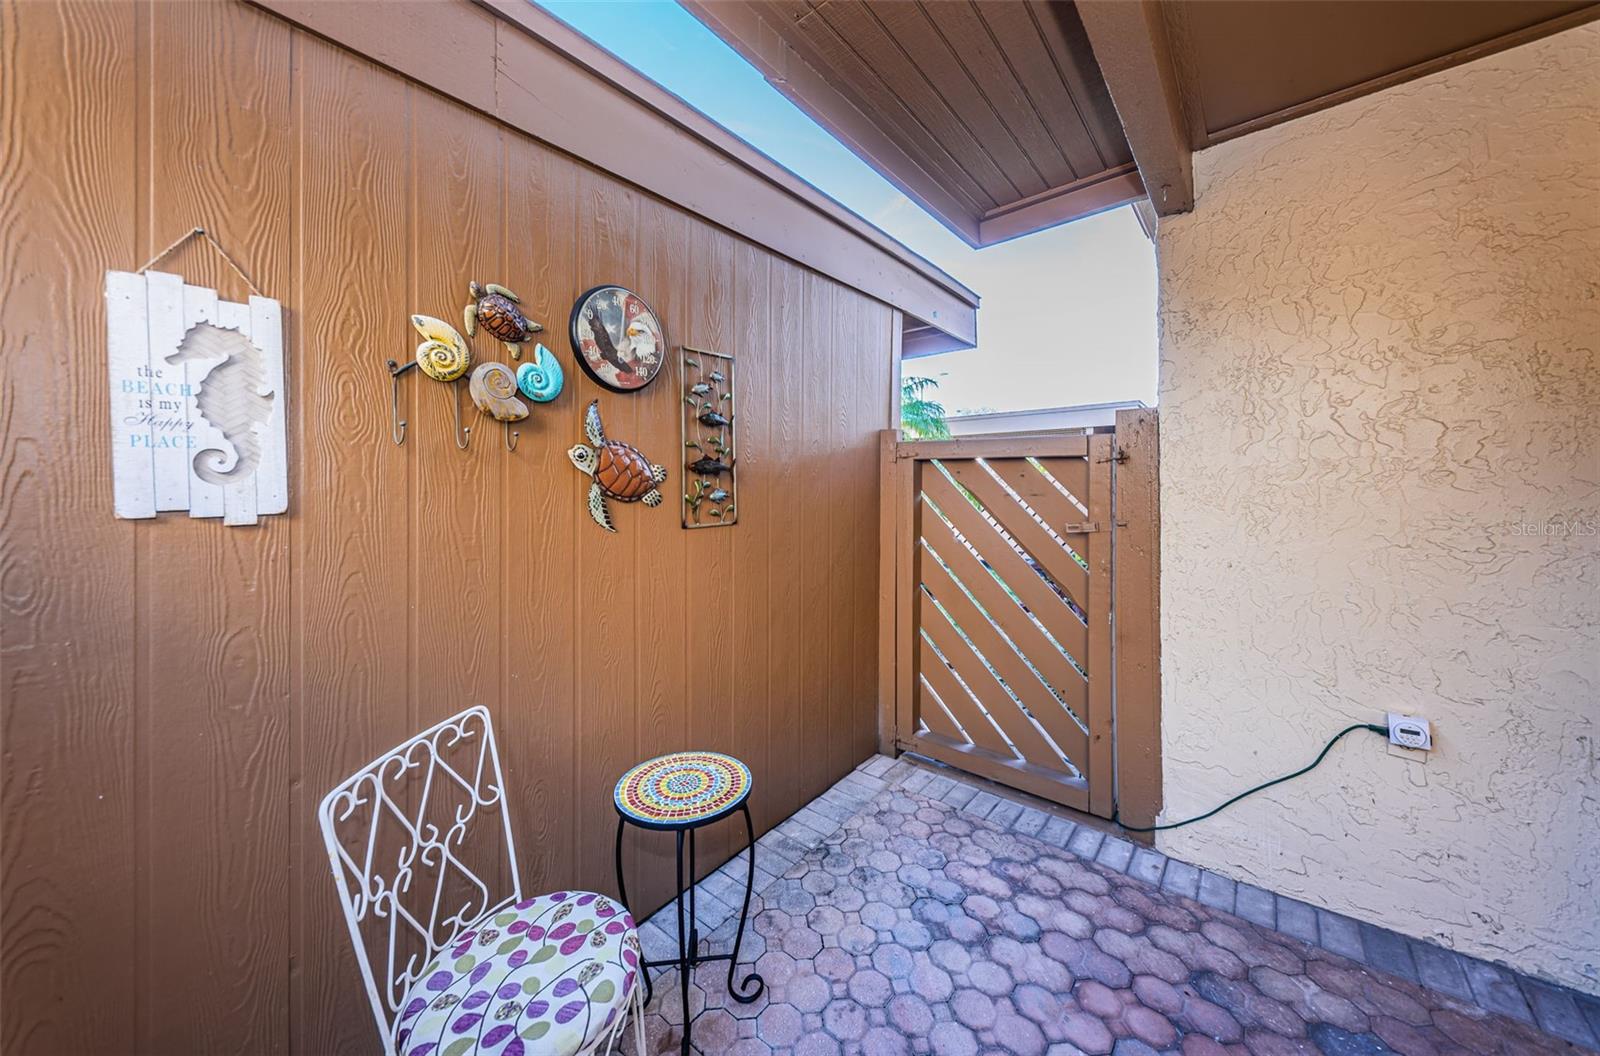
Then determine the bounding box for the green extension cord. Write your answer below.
[1114,723,1389,833]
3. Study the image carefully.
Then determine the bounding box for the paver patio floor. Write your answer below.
[623,773,1589,1056]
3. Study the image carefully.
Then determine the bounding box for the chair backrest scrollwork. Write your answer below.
[318,705,522,1054]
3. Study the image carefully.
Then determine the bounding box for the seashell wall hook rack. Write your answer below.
[387,297,566,452]
[387,314,476,449]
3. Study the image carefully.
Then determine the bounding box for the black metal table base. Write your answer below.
[616,803,765,1055]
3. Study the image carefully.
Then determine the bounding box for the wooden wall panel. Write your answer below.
[765,259,808,827]
[500,140,581,906]
[139,2,295,1051]
[0,2,139,1054]
[628,195,691,907]
[797,272,835,807]
[572,175,643,901]
[731,241,774,833]
[290,36,416,1056]
[0,1,894,1050]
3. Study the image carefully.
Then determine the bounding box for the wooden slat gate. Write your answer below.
[879,410,1160,822]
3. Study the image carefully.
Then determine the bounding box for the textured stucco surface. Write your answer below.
[1155,25,1599,994]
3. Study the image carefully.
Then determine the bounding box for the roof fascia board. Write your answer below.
[247,0,978,346]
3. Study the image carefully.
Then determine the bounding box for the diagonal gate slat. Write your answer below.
[938,460,1090,613]
[919,541,1088,767]
[919,495,1089,724]
[919,472,1089,669]
[1033,457,1090,510]
[917,635,1012,756]
[916,675,969,743]
[916,587,1059,765]
[985,457,1089,532]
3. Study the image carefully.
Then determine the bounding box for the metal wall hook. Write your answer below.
[386,359,413,445]
[452,381,472,450]
[504,424,520,452]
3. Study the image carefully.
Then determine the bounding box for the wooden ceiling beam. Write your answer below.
[978,164,1144,246]
[1074,0,1194,215]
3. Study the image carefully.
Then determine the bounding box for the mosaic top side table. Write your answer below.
[613,751,765,1055]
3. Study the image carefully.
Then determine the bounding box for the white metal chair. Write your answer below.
[320,705,646,1056]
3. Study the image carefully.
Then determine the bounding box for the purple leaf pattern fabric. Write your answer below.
[396,890,640,1055]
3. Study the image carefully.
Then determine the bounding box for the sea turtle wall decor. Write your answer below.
[569,285,665,393]
[464,281,543,360]
[681,346,737,528]
[568,399,667,533]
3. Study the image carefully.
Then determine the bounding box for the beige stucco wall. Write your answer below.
[1156,24,1599,993]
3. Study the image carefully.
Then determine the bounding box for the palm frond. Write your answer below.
[901,376,951,439]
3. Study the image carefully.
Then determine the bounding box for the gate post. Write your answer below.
[876,430,904,755]
[1113,408,1162,832]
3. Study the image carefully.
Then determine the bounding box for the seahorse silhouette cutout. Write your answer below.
[165,322,274,485]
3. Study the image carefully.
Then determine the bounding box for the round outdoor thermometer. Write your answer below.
[569,285,666,393]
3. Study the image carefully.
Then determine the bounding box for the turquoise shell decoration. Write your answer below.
[515,344,564,403]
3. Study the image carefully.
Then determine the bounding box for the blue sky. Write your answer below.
[537,0,1157,414]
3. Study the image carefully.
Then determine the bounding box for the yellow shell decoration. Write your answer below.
[468,362,528,422]
[411,314,471,382]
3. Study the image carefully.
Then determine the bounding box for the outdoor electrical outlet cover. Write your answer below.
[1387,713,1433,751]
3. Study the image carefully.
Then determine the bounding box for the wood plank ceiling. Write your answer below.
[683,1,1142,248]
[688,0,1599,242]
[1164,0,1600,147]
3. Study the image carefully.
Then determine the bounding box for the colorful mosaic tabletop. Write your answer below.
[615,751,752,827]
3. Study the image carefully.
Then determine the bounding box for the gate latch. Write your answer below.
[1059,521,1104,534]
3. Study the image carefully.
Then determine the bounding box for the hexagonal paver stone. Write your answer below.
[1059,1010,1114,1054]
[848,968,893,1007]
[839,922,877,953]
[911,957,955,1002]
[782,925,824,959]
[793,1032,843,1056]
[786,970,833,1014]
[888,992,936,1035]
[968,960,1013,997]
[822,997,870,1041]
[754,1001,803,1047]
[807,905,846,937]
[929,1019,981,1056]
[814,945,855,981]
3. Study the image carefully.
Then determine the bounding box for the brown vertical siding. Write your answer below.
[0,1,890,1051]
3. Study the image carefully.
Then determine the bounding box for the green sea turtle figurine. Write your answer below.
[568,400,667,533]
[464,281,543,360]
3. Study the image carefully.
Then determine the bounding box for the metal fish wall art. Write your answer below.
[681,347,737,527]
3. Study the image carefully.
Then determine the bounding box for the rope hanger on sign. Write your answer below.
[136,226,264,297]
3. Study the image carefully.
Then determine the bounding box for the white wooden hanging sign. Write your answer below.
[104,269,287,525]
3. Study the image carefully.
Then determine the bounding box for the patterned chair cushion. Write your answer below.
[396,891,641,1056]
